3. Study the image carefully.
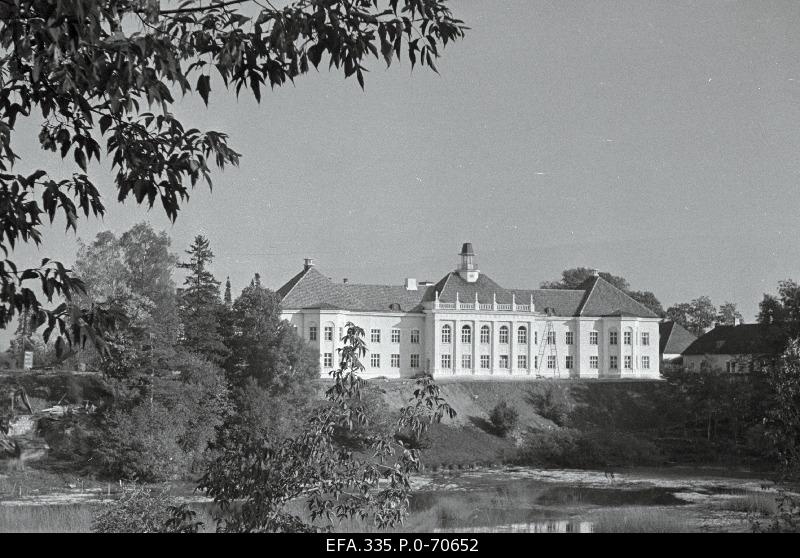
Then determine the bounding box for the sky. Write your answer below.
[5,0,800,347]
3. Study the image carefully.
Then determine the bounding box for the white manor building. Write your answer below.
[277,243,662,380]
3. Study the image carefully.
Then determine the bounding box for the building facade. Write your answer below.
[277,244,662,380]
[681,323,787,373]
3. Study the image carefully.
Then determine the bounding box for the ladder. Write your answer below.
[536,320,560,378]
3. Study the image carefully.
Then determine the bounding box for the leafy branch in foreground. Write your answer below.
[0,0,466,352]
[198,321,455,532]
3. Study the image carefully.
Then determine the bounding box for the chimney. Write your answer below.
[405,278,417,291]
[343,278,348,284]
[303,258,314,271]
[590,268,600,277]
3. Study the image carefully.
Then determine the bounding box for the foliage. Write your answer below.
[514,427,661,469]
[0,0,466,352]
[488,401,518,437]
[72,223,179,376]
[763,339,800,480]
[198,322,455,532]
[224,279,318,393]
[92,485,202,533]
[529,380,574,427]
[759,280,800,337]
[751,489,800,533]
[666,296,718,336]
[539,267,664,315]
[177,235,228,363]
[717,301,743,326]
[94,352,229,480]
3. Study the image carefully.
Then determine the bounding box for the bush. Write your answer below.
[92,485,202,533]
[489,401,518,437]
[529,381,574,426]
[514,427,661,469]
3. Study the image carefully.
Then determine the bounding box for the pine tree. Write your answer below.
[224,277,232,307]
[177,236,229,363]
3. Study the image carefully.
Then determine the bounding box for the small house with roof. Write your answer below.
[681,323,788,373]
[659,321,697,371]
[277,243,662,380]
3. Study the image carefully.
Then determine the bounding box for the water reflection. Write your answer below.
[436,520,595,533]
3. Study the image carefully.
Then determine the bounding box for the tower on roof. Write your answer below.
[457,242,480,283]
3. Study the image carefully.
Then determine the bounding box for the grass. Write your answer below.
[592,507,694,533]
[715,491,779,516]
[0,504,98,533]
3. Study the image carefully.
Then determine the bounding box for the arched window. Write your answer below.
[461,324,472,344]
[499,325,509,344]
[441,324,452,344]
[480,325,490,344]
[517,326,527,344]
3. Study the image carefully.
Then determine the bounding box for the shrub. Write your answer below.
[489,401,519,437]
[92,485,202,533]
[529,381,574,426]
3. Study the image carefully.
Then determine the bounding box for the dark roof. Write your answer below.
[278,266,658,318]
[575,276,659,318]
[682,324,788,356]
[509,288,586,317]
[278,267,428,312]
[659,321,697,354]
[422,272,513,304]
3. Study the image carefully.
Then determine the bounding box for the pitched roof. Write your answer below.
[509,288,586,317]
[422,272,513,304]
[682,324,788,356]
[659,321,697,354]
[575,276,659,318]
[277,267,428,312]
[278,265,658,318]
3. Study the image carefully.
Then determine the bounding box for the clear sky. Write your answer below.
[5,0,800,347]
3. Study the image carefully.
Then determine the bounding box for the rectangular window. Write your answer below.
[391,354,400,368]
[641,332,650,346]
[441,326,452,344]
[339,327,343,339]
[547,330,556,345]
[534,331,538,345]
[624,331,632,345]
[410,354,420,368]
[609,331,618,345]
[499,327,509,344]
[610,356,618,369]
[499,355,509,369]
[547,355,556,369]
[480,326,490,344]
[480,355,490,369]
[370,354,381,368]
[371,329,381,343]
[441,354,451,369]
[324,326,333,341]
[461,354,472,369]
[642,356,650,370]
[589,331,598,345]
[410,329,420,344]
[624,355,632,369]
[518,355,527,369]
[565,331,574,345]
[323,353,333,367]
[589,355,599,369]
[391,329,400,343]
[517,327,527,344]
[309,326,317,341]
[535,356,539,369]
[565,355,573,369]
[461,326,472,344]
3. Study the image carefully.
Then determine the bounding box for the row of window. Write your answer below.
[323,351,651,371]
[440,325,650,347]
[324,353,423,369]
[310,326,422,344]
[439,354,651,370]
